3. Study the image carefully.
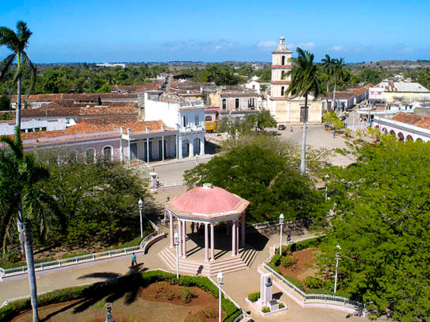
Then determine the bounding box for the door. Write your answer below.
[130,143,138,161]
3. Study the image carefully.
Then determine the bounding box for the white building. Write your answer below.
[0,118,72,135]
[144,92,205,159]
[243,81,262,94]
[369,81,430,103]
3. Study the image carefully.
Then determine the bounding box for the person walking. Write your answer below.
[131,252,137,267]
[191,222,195,235]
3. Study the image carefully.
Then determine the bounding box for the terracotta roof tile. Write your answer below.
[391,112,430,129]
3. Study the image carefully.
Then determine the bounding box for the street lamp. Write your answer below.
[279,213,284,256]
[334,244,341,294]
[174,232,180,279]
[217,271,224,322]
[138,198,144,238]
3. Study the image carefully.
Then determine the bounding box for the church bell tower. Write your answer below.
[270,37,292,98]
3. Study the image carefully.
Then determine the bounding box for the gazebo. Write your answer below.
[166,183,250,262]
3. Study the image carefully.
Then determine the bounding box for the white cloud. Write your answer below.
[298,42,316,50]
[256,40,277,51]
[327,45,344,51]
[161,39,235,52]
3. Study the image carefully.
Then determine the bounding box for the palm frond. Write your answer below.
[21,51,37,94]
[0,53,16,81]
[16,21,32,52]
[0,27,19,52]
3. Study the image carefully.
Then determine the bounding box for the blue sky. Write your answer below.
[1,0,429,63]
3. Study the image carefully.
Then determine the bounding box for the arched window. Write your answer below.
[281,86,285,96]
[406,135,413,141]
[416,138,423,142]
[281,71,285,79]
[85,148,96,164]
[281,56,285,65]
[222,99,227,110]
[382,128,387,134]
[397,132,404,142]
[103,146,113,161]
[235,98,239,110]
[390,130,395,136]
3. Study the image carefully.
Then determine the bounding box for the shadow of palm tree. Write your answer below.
[78,272,121,280]
[41,264,150,320]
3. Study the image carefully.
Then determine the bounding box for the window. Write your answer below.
[248,98,255,107]
[195,114,199,126]
[182,116,188,127]
[281,86,285,96]
[85,148,96,164]
[222,99,227,110]
[205,116,212,121]
[281,56,285,65]
[281,71,285,79]
[235,98,239,110]
[103,146,112,161]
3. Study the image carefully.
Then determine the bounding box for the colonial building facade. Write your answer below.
[268,37,325,124]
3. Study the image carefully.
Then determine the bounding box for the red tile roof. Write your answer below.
[9,93,138,102]
[391,112,430,129]
[19,120,171,142]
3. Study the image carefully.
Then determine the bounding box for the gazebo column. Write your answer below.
[210,223,215,261]
[231,220,237,256]
[178,220,182,257]
[241,212,246,247]
[236,220,239,254]
[205,223,209,262]
[169,212,174,248]
[182,221,187,258]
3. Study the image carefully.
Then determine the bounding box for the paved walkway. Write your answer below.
[0,228,368,322]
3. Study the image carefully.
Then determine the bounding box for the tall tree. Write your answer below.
[321,54,336,111]
[332,58,347,113]
[0,21,37,130]
[284,47,320,174]
[0,128,51,322]
[320,138,430,320]
[184,135,327,224]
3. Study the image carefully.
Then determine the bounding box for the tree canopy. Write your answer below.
[184,135,328,224]
[319,138,430,320]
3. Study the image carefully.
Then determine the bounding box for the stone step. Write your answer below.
[158,247,250,276]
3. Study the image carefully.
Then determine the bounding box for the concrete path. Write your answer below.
[0,228,369,322]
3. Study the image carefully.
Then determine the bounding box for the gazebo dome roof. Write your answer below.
[167,183,250,220]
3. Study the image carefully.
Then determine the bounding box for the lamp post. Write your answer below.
[334,244,341,294]
[138,198,144,238]
[217,271,224,322]
[174,232,180,279]
[279,213,284,256]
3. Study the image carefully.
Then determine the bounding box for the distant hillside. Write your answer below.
[349,60,430,69]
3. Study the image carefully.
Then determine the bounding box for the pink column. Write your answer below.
[178,220,182,257]
[241,212,245,247]
[232,220,236,256]
[182,221,187,258]
[169,212,174,248]
[205,224,209,262]
[210,223,215,261]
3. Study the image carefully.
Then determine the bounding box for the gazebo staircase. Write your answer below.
[158,245,258,276]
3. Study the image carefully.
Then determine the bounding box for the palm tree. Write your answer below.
[321,54,336,111]
[332,58,347,113]
[0,128,51,322]
[285,47,320,174]
[0,21,37,130]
